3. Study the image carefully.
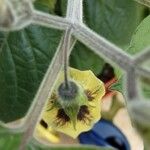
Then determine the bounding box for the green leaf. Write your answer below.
[67,0,144,76]
[140,77,150,98]
[0,1,62,123]
[34,0,57,13]
[84,0,144,48]
[0,126,22,150]
[0,127,33,150]
[58,0,67,16]
[110,77,123,93]
[128,15,150,98]
[70,42,105,75]
[128,15,150,54]
[0,26,61,123]
[60,1,105,75]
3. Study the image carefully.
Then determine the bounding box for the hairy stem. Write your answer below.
[0,0,149,148]
[63,28,73,88]
[134,0,150,7]
[62,0,83,88]
[19,0,84,148]
[74,24,150,78]
[136,67,150,78]
[19,36,76,150]
[125,68,140,101]
[32,10,70,30]
[74,24,133,70]
[19,38,64,150]
[134,48,150,65]
[66,0,83,23]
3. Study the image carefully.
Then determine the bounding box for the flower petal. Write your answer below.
[39,68,105,138]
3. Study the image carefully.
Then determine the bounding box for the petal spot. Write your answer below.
[77,105,93,125]
[55,109,70,126]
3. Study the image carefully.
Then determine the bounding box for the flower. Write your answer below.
[38,68,105,138]
[34,123,60,144]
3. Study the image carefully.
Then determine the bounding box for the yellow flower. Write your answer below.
[38,68,105,139]
[34,123,60,144]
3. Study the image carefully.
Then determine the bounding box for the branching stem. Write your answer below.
[0,0,149,149]
[134,0,150,7]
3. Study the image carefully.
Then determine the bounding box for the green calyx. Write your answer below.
[58,80,88,106]
[57,80,89,129]
[65,105,80,130]
[58,81,78,101]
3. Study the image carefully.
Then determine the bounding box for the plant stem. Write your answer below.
[66,0,83,23]
[125,68,140,101]
[134,0,150,8]
[63,28,72,89]
[19,0,83,149]
[73,24,133,71]
[73,24,150,78]
[62,0,83,89]
[134,48,150,65]
[18,37,76,150]
[0,0,149,148]
[32,10,70,30]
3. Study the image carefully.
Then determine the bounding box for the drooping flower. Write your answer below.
[37,68,105,138]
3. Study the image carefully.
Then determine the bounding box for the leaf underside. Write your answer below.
[0,27,62,122]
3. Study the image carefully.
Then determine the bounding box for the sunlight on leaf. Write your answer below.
[128,15,150,98]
